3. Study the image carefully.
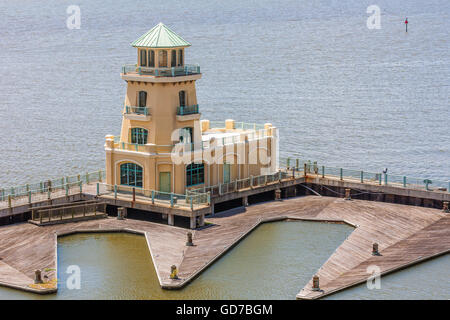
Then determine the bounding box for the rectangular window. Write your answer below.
[149,50,155,67]
[138,91,147,108]
[179,90,186,107]
[131,128,148,145]
[186,163,204,187]
[171,50,176,67]
[140,50,147,67]
[178,49,183,66]
[159,50,168,67]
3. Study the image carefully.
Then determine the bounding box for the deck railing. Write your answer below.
[124,106,150,116]
[209,121,266,131]
[0,170,106,209]
[177,104,199,116]
[122,64,200,77]
[114,141,174,154]
[98,184,210,210]
[32,202,107,224]
[282,158,450,193]
[187,171,292,197]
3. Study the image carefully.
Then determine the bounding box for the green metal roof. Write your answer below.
[131,23,191,48]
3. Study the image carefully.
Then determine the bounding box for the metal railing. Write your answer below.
[188,171,292,198]
[122,64,200,77]
[177,104,199,116]
[114,141,174,154]
[284,158,450,193]
[124,106,150,116]
[208,121,266,131]
[0,170,105,202]
[98,184,210,210]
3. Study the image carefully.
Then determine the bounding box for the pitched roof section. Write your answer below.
[132,23,191,48]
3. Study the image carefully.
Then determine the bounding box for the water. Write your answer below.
[0,0,449,186]
[0,221,353,300]
[0,222,447,300]
[0,0,448,299]
[326,254,450,300]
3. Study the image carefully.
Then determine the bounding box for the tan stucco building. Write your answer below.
[105,23,278,196]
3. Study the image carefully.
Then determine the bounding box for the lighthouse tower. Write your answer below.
[105,23,278,201]
[105,23,202,193]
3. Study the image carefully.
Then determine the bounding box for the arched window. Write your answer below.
[131,128,148,145]
[171,50,177,67]
[120,163,143,187]
[149,50,155,67]
[186,163,204,187]
[158,50,168,67]
[138,91,147,107]
[140,50,147,67]
[179,90,186,107]
[178,49,183,66]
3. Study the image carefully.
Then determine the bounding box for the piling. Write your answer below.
[312,275,320,291]
[275,189,282,201]
[344,188,351,200]
[372,243,380,256]
[34,270,43,284]
[170,265,179,279]
[443,202,449,213]
[186,232,194,246]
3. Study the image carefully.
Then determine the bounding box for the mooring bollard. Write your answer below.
[372,243,380,256]
[117,207,124,220]
[170,265,179,279]
[312,275,320,291]
[275,189,282,201]
[344,188,351,200]
[443,201,449,213]
[34,270,43,284]
[186,232,193,246]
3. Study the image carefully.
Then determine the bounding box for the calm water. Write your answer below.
[0,222,353,300]
[0,0,448,299]
[0,0,449,185]
[0,222,447,300]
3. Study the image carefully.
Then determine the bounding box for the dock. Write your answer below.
[0,195,448,298]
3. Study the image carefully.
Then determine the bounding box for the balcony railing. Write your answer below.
[124,106,150,116]
[122,64,201,77]
[177,104,199,116]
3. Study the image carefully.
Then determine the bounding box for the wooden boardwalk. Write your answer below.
[0,195,448,298]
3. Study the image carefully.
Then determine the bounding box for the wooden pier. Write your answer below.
[0,195,448,298]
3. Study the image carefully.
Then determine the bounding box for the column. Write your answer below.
[198,214,205,227]
[190,216,196,229]
[168,214,174,226]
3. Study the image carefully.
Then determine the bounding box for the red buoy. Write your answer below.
[405,17,408,32]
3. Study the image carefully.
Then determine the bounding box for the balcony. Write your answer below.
[123,106,151,121]
[176,104,200,121]
[121,64,201,83]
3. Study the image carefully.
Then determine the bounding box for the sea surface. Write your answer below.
[0,0,448,299]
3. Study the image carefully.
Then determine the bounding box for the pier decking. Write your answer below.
[0,195,448,298]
